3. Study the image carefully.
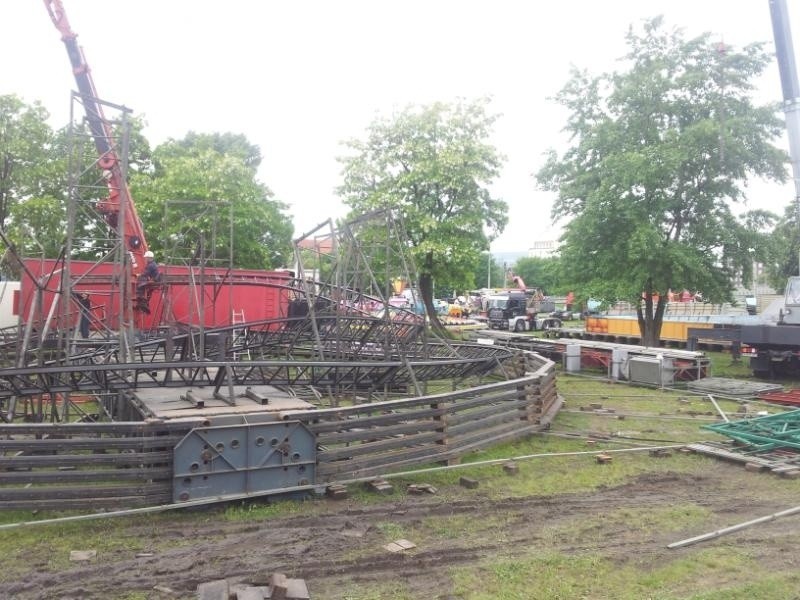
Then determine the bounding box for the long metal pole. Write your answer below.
[0,442,685,531]
[668,504,800,549]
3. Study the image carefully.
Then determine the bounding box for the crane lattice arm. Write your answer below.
[44,0,149,276]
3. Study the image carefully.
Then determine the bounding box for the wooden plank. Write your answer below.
[447,400,529,427]
[0,482,171,500]
[307,405,448,434]
[308,388,522,435]
[448,420,542,453]
[0,421,199,436]
[0,467,172,484]
[0,435,184,452]
[0,451,173,469]
[321,431,445,461]
[448,410,522,437]
[315,419,439,445]
[0,493,174,510]
[289,378,531,421]
[318,443,443,477]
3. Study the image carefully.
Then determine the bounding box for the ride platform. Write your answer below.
[131,385,315,422]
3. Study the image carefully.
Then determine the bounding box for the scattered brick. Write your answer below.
[268,572,288,600]
[384,538,417,553]
[407,483,437,495]
[459,476,479,489]
[368,479,394,494]
[69,550,96,562]
[502,462,519,476]
[197,579,230,600]
[326,484,348,500]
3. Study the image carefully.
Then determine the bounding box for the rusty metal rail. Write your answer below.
[0,351,559,511]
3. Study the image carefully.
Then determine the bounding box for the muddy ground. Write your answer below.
[4,462,800,599]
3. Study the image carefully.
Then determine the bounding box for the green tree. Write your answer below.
[0,95,66,267]
[131,132,293,269]
[512,256,564,295]
[338,98,508,331]
[537,18,787,346]
[472,252,505,291]
[765,204,799,292]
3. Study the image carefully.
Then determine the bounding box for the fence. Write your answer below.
[0,351,560,510]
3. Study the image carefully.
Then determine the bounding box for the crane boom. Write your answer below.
[44,0,149,276]
[770,0,800,273]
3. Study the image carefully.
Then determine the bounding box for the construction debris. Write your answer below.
[502,462,519,475]
[367,479,394,495]
[459,476,479,489]
[69,550,96,562]
[407,483,438,495]
[197,579,229,600]
[383,539,417,553]
[688,377,783,399]
[325,484,348,500]
[668,503,800,549]
[197,574,311,599]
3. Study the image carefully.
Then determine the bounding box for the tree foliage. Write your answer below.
[511,256,565,295]
[537,18,787,345]
[471,252,506,293]
[131,132,293,269]
[0,95,66,265]
[765,204,800,292]
[337,98,508,328]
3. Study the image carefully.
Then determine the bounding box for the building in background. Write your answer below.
[528,241,557,258]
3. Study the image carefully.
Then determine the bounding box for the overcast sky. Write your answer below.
[3,1,799,252]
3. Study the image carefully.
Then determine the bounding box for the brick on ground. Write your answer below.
[197,579,230,600]
[459,476,479,489]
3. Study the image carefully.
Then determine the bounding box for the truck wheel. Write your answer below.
[542,318,562,330]
[514,320,525,332]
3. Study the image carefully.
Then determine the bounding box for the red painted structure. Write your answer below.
[19,259,293,333]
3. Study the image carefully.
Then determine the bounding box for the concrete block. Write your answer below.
[269,573,288,600]
[368,479,394,494]
[459,476,479,489]
[197,579,230,600]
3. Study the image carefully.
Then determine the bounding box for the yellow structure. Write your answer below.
[585,316,715,343]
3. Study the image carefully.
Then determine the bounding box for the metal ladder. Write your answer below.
[231,309,251,361]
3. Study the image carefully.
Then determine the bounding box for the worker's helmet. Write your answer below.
[144,251,154,259]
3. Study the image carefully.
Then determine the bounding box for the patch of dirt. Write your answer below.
[4,463,800,599]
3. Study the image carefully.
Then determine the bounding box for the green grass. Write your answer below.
[4,357,800,598]
[451,547,800,600]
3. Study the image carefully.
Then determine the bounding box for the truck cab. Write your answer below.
[486,291,557,332]
[782,277,800,325]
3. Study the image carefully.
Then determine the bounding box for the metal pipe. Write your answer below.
[668,503,800,549]
[707,394,730,422]
[0,442,686,531]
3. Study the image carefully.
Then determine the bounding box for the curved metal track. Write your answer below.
[0,314,516,408]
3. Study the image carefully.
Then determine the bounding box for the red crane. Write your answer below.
[43,0,150,278]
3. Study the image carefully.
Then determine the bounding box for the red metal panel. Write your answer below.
[759,389,800,406]
[20,259,293,332]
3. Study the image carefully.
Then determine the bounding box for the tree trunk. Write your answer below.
[636,277,667,348]
[418,265,449,338]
